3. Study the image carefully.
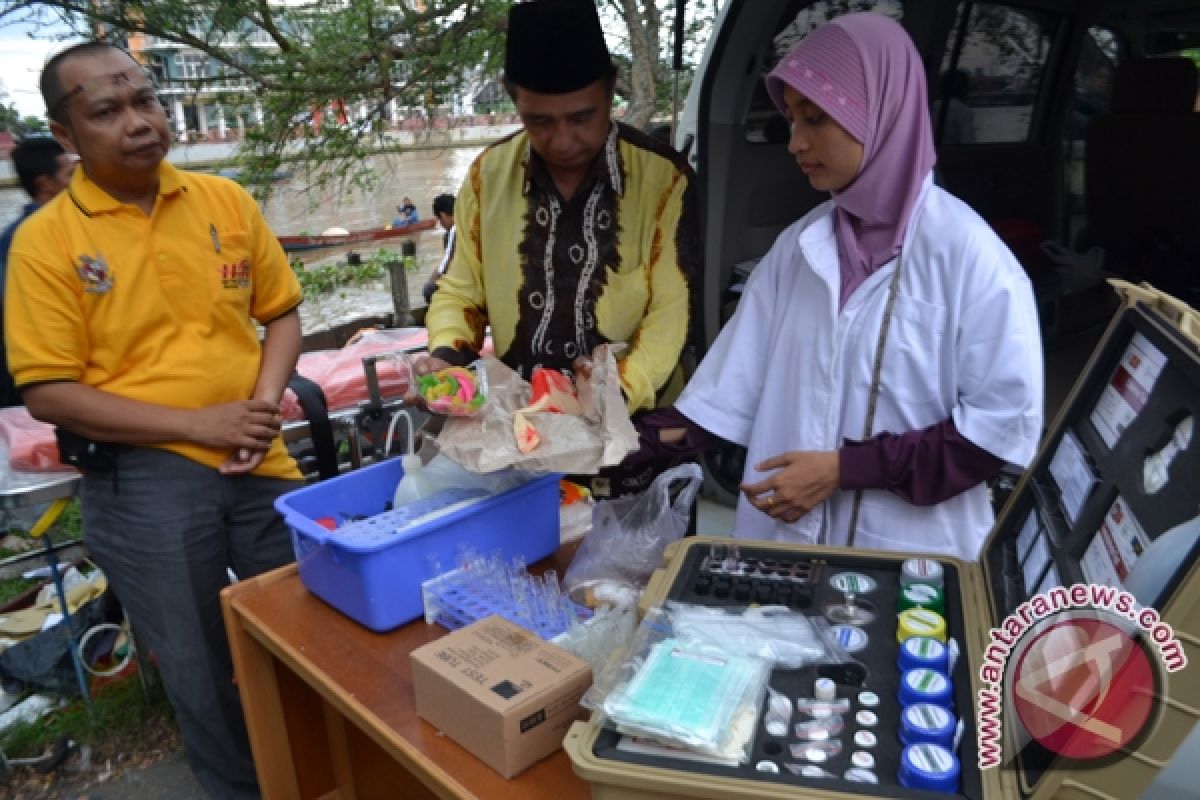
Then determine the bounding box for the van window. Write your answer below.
[936,2,1054,144]
[743,0,903,142]
[1068,27,1122,140]
[1064,27,1124,245]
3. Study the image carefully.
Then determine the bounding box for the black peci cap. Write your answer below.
[505,0,614,94]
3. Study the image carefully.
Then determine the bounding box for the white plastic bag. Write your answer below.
[563,463,703,599]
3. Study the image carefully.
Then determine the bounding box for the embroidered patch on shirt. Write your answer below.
[221,259,251,289]
[75,254,113,294]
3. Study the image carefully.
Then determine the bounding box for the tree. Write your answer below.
[20,115,49,134]
[0,100,46,135]
[1,0,512,199]
[601,0,717,129]
[0,100,19,133]
[0,0,713,195]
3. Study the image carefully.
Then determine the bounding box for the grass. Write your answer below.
[0,673,175,760]
[0,499,87,607]
[0,502,184,790]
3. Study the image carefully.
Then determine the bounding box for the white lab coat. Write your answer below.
[677,176,1043,560]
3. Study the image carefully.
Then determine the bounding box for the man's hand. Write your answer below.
[741,450,839,524]
[220,447,267,475]
[187,399,282,453]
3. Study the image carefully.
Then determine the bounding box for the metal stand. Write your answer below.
[36,514,91,707]
[0,474,91,709]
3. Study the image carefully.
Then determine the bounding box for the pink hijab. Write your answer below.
[765,14,937,307]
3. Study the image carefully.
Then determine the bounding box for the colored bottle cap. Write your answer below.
[901,558,945,589]
[899,582,945,614]
[815,677,837,702]
[899,743,961,794]
[829,572,877,593]
[831,624,869,654]
[897,608,948,644]
[900,703,957,749]
[899,636,950,672]
[899,668,954,709]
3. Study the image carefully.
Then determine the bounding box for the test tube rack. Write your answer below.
[421,549,593,641]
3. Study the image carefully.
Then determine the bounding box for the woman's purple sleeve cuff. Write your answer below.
[838,419,1005,506]
[623,406,716,467]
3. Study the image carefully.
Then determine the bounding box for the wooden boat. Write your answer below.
[277,219,437,253]
[217,167,293,184]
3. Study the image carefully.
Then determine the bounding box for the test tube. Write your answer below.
[456,543,476,571]
[426,551,444,580]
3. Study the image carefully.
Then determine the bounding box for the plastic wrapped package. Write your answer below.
[416,364,488,417]
[583,607,772,762]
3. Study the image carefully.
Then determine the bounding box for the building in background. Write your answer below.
[127,29,268,142]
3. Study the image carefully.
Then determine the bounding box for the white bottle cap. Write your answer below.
[901,558,945,589]
[815,677,837,702]
[844,767,879,783]
[854,730,877,748]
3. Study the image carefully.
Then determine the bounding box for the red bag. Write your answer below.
[280,329,429,420]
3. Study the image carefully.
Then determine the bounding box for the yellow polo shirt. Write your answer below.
[5,163,302,479]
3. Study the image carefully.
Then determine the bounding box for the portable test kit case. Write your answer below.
[564,284,1200,799]
[275,457,561,632]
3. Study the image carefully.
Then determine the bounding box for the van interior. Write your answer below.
[680,0,1199,371]
[677,2,1200,795]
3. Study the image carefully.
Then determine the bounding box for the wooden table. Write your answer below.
[221,545,591,800]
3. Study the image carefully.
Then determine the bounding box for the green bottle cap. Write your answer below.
[898,583,945,614]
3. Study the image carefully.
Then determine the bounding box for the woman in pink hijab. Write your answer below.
[670,13,1044,558]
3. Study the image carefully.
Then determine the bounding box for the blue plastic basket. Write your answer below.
[275,458,561,632]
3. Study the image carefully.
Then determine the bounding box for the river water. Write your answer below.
[0,146,486,333]
[0,146,483,267]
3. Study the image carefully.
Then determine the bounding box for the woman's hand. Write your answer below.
[741,450,839,523]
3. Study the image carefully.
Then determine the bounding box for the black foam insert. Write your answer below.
[590,542,983,799]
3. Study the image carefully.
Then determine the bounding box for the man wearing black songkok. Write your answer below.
[424,0,703,499]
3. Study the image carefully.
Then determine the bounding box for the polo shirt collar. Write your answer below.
[522,121,625,198]
[68,161,187,215]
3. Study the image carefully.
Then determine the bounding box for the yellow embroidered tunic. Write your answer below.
[426,122,700,411]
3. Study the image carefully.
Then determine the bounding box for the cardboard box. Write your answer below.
[411,615,592,778]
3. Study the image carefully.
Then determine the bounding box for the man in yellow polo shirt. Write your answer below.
[5,42,302,799]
